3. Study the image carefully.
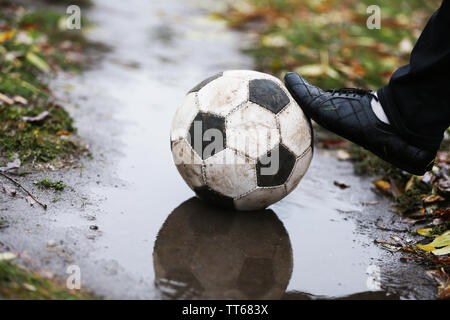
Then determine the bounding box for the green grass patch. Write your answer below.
[0,2,98,165]
[34,178,66,191]
[222,0,441,89]
[0,261,93,299]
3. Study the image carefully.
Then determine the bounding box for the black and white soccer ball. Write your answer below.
[170,70,313,211]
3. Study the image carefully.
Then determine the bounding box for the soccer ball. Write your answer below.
[170,70,313,211]
[153,198,292,299]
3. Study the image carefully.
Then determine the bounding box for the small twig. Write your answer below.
[0,171,47,209]
[400,256,424,262]
[376,224,409,233]
[374,239,402,246]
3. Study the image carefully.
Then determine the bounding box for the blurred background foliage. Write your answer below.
[219,0,441,89]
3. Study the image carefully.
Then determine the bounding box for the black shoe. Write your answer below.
[284,72,436,175]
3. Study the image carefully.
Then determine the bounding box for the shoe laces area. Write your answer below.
[326,88,379,101]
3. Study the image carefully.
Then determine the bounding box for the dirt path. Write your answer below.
[0,0,436,299]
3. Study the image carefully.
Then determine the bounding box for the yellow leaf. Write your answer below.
[373,180,391,195]
[26,52,50,73]
[429,233,450,248]
[417,228,433,237]
[0,30,16,42]
[416,244,435,252]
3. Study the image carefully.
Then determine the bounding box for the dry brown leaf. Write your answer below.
[424,195,445,203]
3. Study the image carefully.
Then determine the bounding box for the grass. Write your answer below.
[34,178,66,191]
[0,2,98,166]
[0,260,93,299]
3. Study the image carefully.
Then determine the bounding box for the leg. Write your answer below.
[378,0,450,151]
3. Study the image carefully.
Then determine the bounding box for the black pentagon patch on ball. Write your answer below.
[194,186,234,209]
[256,144,296,187]
[188,72,223,93]
[249,79,290,114]
[188,112,226,160]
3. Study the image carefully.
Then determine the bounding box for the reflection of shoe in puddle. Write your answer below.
[153,197,293,300]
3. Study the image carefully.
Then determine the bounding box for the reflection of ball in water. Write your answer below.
[153,197,293,299]
[170,70,313,210]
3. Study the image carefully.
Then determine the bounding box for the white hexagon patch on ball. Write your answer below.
[170,70,313,211]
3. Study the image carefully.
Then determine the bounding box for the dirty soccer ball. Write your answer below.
[170,70,313,211]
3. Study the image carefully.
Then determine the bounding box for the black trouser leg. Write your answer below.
[378,0,450,151]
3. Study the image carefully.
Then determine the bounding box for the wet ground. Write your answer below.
[0,0,437,299]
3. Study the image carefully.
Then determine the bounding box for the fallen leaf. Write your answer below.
[261,34,288,47]
[416,231,450,255]
[57,130,71,136]
[0,92,14,105]
[417,228,433,237]
[416,244,435,252]
[405,175,415,192]
[13,95,28,105]
[432,246,450,256]
[295,64,339,78]
[0,30,16,42]
[374,239,402,252]
[424,195,444,203]
[0,252,17,261]
[336,149,350,161]
[26,51,50,73]
[22,111,49,122]
[23,283,36,292]
[429,232,450,248]
[373,180,391,195]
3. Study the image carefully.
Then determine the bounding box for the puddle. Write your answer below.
[0,0,436,299]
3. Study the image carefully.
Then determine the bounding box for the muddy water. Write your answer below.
[0,0,436,299]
